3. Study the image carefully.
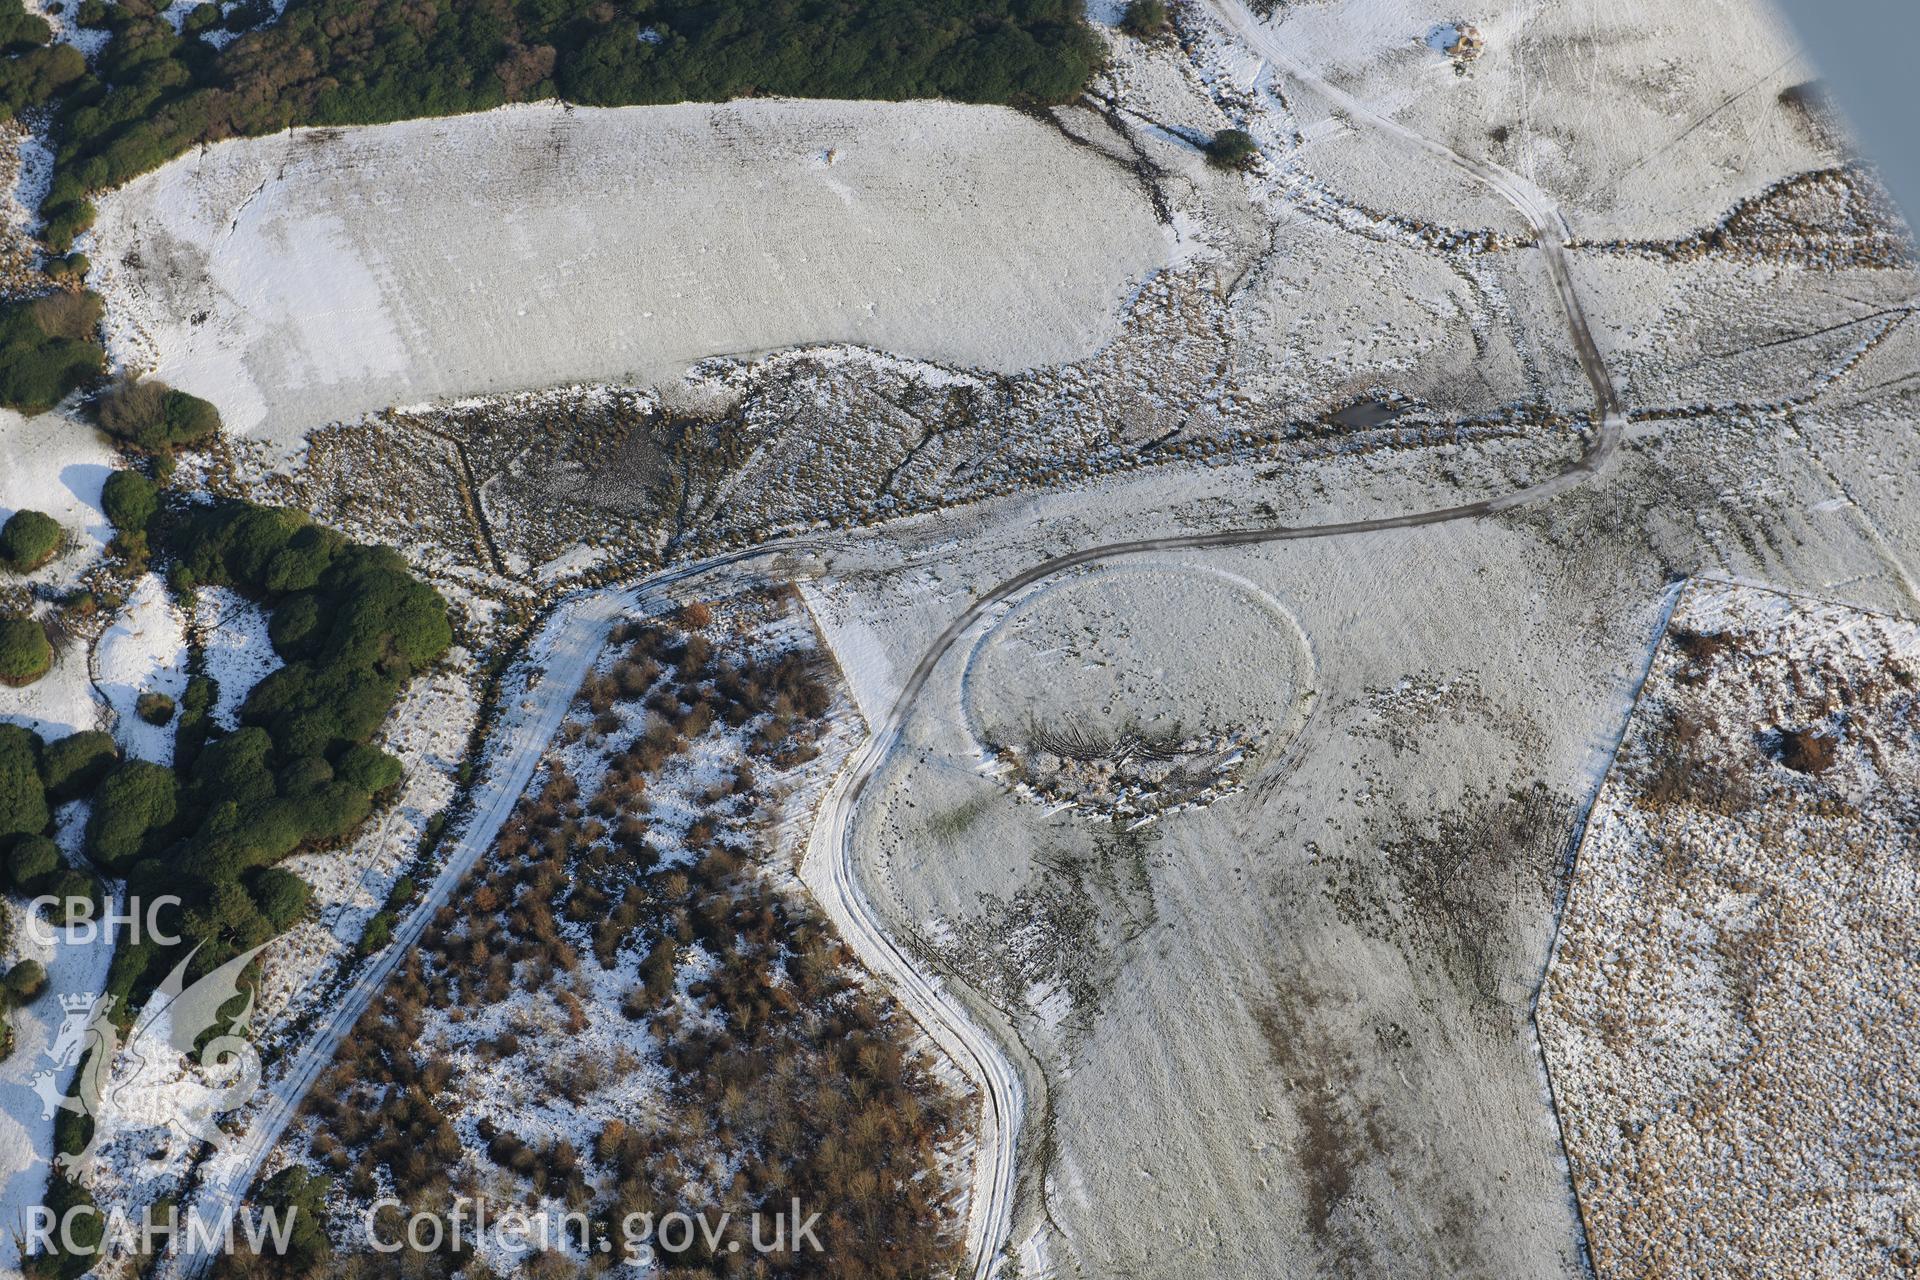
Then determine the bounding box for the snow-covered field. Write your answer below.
[93,574,189,764]
[0,0,1910,1275]
[89,99,1173,453]
[1207,0,1841,241]
[963,564,1314,753]
[0,409,116,588]
[788,332,1919,1274]
[803,463,1650,1277]
[0,410,118,743]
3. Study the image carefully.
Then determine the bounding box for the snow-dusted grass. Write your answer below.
[1196,0,1842,240]
[90,98,1172,455]
[0,831,116,1280]
[1540,579,1920,1278]
[1,122,52,293]
[189,586,279,731]
[93,574,189,765]
[0,408,116,586]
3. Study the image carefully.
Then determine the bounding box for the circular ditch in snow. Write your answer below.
[961,564,1315,824]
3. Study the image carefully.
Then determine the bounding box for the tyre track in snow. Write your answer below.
[796,402,1626,1280]
[176,9,1627,1274]
[801,9,1630,1277]
[178,412,1621,1280]
[1203,0,1625,430]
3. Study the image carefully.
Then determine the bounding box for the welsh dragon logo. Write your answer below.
[30,944,269,1176]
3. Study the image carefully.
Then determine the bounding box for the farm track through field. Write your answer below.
[169,7,1627,1276]
[811,7,1627,1273]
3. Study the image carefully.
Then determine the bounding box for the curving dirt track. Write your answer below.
[802,8,1629,1275]
[169,8,1627,1277]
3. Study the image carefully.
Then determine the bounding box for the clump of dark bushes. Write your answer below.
[1120,0,1168,37]
[0,293,104,414]
[94,376,222,454]
[0,509,62,573]
[209,1165,333,1279]
[1206,127,1259,170]
[70,494,454,1018]
[0,614,52,687]
[1774,726,1839,775]
[0,29,82,122]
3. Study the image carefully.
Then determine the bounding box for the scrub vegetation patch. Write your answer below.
[268,592,965,1279]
